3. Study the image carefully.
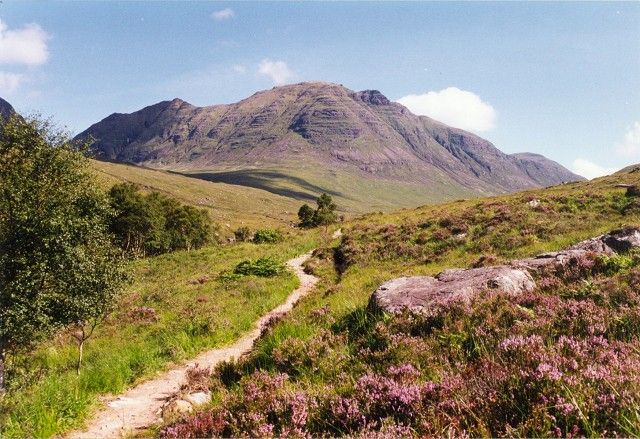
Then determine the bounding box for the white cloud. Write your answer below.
[0,71,25,94]
[616,121,640,157]
[571,158,616,180]
[211,8,234,21]
[396,87,496,133]
[232,64,247,74]
[0,19,49,66]
[257,59,294,86]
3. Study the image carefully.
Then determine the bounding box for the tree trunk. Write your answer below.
[0,348,6,394]
[76,338,84,375]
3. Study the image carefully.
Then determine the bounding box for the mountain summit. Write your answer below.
[76,82,583,210]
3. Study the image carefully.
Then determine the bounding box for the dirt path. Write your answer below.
[66,249,323,439]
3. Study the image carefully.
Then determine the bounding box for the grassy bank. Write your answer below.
[0,229,323,438]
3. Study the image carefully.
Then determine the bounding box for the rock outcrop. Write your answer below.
[371,228,640,315]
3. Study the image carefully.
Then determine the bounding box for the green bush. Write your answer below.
[252,229,283,244]
[233,258,284,277]
[596,254,635,275]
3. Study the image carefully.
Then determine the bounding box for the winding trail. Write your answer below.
[66,246,327,438]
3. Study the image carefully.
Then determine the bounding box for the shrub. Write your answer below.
[595,254,635,275]
[252,229,283,244]
[233,258,284,277]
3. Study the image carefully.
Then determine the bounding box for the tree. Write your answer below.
[297,194,338,228]
[0,116,127,390]
[297,204,315,228]
[108,183,213,256]
[166,204,212,251]
[314,193,338,226]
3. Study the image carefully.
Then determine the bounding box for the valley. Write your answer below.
[1,6,638,434]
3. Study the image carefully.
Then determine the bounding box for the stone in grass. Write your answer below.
[184,391,210,406]
[370,266,535,316]
[371,227,640,316]
[162,399,193,418]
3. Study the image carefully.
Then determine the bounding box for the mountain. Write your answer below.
[76,82,583,211]
[0,97,17,121]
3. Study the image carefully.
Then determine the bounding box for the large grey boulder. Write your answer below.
[370,266,535,316]
[371,227,640,316]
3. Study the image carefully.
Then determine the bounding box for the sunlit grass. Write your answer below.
[0,231,322,438]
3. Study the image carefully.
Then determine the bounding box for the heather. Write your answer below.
[161,172,640,438]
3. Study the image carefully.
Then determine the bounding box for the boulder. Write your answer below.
[161,399,193,418]
[370,266,535,316]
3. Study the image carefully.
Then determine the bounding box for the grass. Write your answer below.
[0,229,327,438]
[160,169,640,437]
[180,163,478,215]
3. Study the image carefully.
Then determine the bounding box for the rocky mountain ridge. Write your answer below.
[76,82,584,202]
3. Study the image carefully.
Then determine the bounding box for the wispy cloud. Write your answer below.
[616,121,640,157]
[0,71,25,94]
[396,87,496,134]
[571,158,616,180]
[0,19,49,66]
[257,59,294,86]
[211,8,234,21]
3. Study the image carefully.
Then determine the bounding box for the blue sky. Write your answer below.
[1,1,639,178]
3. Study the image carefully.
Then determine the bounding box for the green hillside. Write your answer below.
[160,169,640,437]
[179,163,477,214]
[4,162,639,438]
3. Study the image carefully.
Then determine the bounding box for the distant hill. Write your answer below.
[616,163,640,175]
[75,82,583,211]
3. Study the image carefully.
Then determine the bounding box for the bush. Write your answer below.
[233,258,284,277]
[252,229,283,244]
[234,226,252,242]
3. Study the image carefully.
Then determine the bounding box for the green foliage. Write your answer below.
[233,258,284,277]
[298,193,338,228]
[108,183,213,256]
[0,116,127,390]
[234,226,252,242]
[298,204,315,228]
[596,254,636,275]
[252,229,283,244]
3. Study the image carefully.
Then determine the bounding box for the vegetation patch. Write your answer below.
[233,258,284,277]
[162,171,640,438]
